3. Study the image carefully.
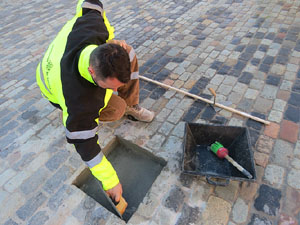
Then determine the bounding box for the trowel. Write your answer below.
[99,186,128,219]
[208,88,232,112]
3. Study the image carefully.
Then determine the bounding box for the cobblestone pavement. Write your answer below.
[1,0,300,224]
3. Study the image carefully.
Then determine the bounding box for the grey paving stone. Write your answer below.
[268,110,283,123]
[295,141,300,157]
[253,97,273,113]
[0,190,9,206]
[156,108,172,122]
[228,222,237,225]
[4,171,31,192]
[217,84,232,95]
[245,88,259,99]
[223,76,237,86]
[0,120,19,137]
[20,167,50,195]
[260,85,278,99]
[174,203,200,225]
[228,92,242,104]
[263,164,285,188]
[291,158,300,170]
[177,98,194,110]
[171,121,185,138]
[27,211,49,225]
[16,192,47,221]
[136,192,160,218]
[273,99,286,112]
[165,98,181,110]
[249,79,265,90]
[84,206,110,225]
[270,140,294,167]
[228,117,244,126]
[68,154,83,170]
[232,82,248,94]
[2,219,19,225]
[146,134,166,152]
[45,150,70,171]
[1,80,17,90]
[0,169,17,186]
[237,99,254,112]
[210,75,224,85]
[48,185,73,211]
[167,108,184,124]
[13,152,36,171]
[0,138,18,159]
[83,195,96,210]
[287,169,300,189]
[158,122,174,136]
[43,165,73,194]
[167,47,181,57]
[163,185,185,213]
[72,196,95,223]
[232,198,248,224]
[162,136,182,157]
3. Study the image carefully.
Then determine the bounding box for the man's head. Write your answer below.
[89,43,131,91]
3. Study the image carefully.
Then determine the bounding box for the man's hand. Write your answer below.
[118,40,127,49]
[105,182,123,203]
[107,39,128,50]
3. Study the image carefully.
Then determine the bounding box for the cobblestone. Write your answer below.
[27,211,49,225]
[261,85,278,99]
[4,170,30,193]
[264,164,285,188]
[271,140,294,167]
[268,110,283,123]
[43,165,73,194]
[287,169,300,189]
[0,168,17,187]
[16,192,47,221]
[232,198,249,224]
[163,185,185,213]
[167,108,184,124]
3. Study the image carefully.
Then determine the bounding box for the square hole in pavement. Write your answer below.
[72,136,167,222]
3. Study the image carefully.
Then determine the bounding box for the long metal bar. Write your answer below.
[139,75,270,125]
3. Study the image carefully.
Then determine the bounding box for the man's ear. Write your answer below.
[88,66,94,77]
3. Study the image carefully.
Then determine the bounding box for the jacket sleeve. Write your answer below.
[77,0,115,41]
[65,107,119,190]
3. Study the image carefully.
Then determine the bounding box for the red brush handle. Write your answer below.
[216,147,228,159]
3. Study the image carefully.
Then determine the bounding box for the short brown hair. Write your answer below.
[90,43,131,83]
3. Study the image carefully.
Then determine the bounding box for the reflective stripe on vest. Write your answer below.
[65,126,98,140]
[131,71,139,79]
[85,152,104,168]
[39,61,53,95]
[82,1,104,15]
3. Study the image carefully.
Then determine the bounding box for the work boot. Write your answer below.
[125,104,155,122]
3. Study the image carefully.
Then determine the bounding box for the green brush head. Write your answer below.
[210,141,224,154]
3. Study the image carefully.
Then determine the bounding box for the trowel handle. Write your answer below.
[208,88,217,97]
[225,155,253,179]
[115,196,128,216]
[208,88,216,105]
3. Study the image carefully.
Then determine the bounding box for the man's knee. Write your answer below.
[99,95,126,122]
[111,98,126,121]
